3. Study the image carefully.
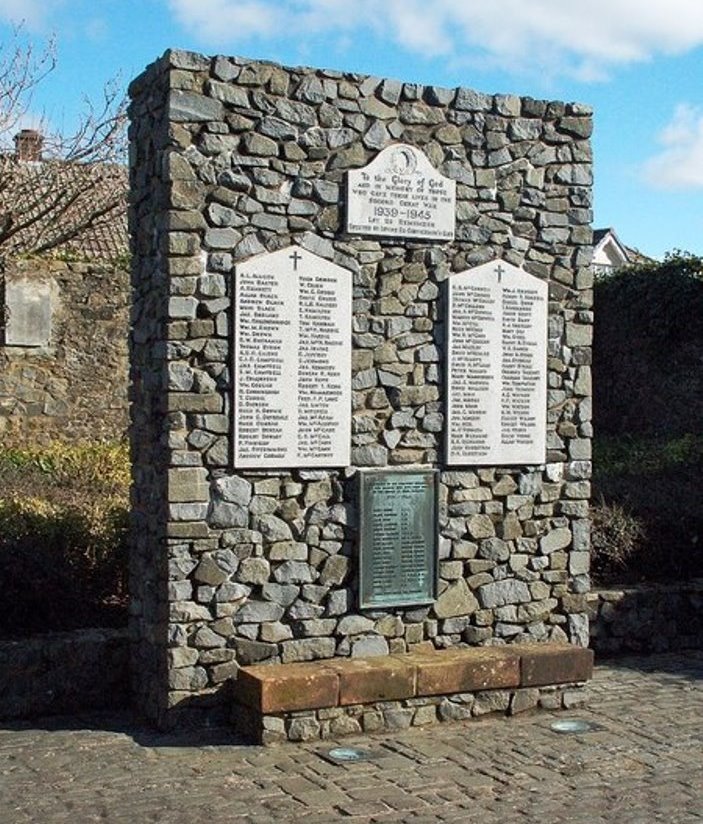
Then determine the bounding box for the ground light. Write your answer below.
[322,747,379,764]
[550,718,601,734]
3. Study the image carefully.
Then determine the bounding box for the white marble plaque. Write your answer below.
[4,278,52,347]
[347,144,455,241]
[446,261,548,466]
[234,246,352,468]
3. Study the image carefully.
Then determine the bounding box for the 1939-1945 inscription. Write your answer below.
[347,144,455,241]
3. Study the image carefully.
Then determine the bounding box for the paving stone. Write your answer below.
[1,652,702,822]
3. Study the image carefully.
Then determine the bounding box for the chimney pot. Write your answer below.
[14,129,43,162]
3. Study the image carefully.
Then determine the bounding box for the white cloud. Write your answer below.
[0,0,55,30]
[642,104,703,190]
[84,17,109,43]
[167,0,703,79]
[167,0,280,41]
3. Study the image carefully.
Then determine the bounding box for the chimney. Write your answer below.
[14,129,43,162]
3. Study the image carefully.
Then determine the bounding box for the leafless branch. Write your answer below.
[0,27,127,261]
[0,25,56,146]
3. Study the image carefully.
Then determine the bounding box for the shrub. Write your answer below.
[590,497,646,581]
[592,434,703,584]
[0,441,130,637]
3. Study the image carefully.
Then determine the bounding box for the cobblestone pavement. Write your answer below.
[1,652,702,823]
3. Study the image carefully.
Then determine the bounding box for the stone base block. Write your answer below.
[236,661,338,713]
[231,643,593,744]
[232,684,589,744]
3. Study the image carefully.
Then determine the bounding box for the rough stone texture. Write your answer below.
[0,257,129,444]
[233,643,591,729]
[129,49,593,727]
[234,682,586,744]
[588,582,703,655]
[414,647,520,695]
[520,642,593,686]
[333,657,416,705]
[0,629,129,719]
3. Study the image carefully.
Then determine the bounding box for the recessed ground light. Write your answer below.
[550,718,600,734]
[321,746,377,765]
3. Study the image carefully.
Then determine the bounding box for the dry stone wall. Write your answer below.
[0,258,129,445]
[128,49,593,727]
[0,628,129,720]
[589,583,703,655]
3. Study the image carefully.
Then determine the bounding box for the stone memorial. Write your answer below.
[347,143,455,240]
[359,470,436,608]
[129,50,594,733]
[446,260,548,466]
[234,246,351,468]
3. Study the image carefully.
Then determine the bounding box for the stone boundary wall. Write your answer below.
[588,582,703,655]
[0,628,129,720]
[0,257,130,445]
[128,49,593,727]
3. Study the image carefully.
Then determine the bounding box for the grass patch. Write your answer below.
[0,441,130,638]
[0,441,131,487]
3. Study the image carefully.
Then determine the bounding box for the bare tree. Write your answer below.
[0,28,127,261]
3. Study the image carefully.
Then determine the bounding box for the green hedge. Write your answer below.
[592,253,703,583]
[594,252,703,437]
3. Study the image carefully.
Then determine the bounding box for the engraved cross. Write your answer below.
[290,250,303,271]
[495,264,506,283]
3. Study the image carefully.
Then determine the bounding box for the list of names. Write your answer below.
[447,261,547,466]
[360,471,436,608]
[234,247,351,468]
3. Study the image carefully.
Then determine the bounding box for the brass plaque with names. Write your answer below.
[359,470,437,609]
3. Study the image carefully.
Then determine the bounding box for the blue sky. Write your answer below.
[3,0,703,259]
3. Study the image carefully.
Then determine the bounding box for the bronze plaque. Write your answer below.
[359,470,437,609]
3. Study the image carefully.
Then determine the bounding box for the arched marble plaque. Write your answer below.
[346,143,455,241]
[234,246,352,468]
[446,260,548,466]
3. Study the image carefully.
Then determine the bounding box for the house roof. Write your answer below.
[0,150,128,262]
[593,227,631,267]
[592,228,611,246]
[593,227,653,270]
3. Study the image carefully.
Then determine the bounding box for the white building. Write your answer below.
[592,228,632,275]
